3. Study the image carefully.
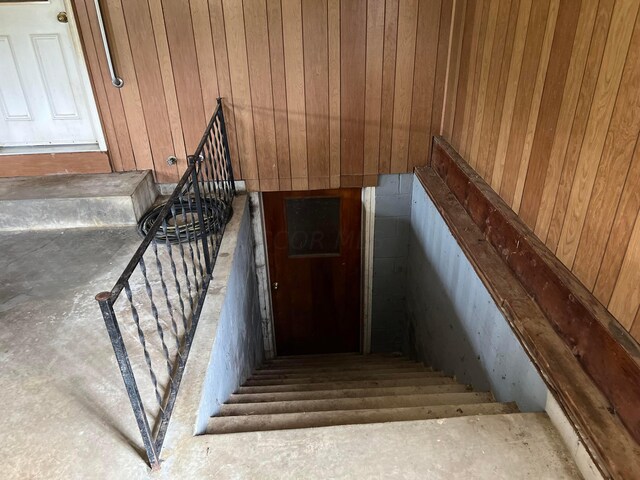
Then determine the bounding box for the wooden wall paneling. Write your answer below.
[555,0,640,268]
[266,0,291,190]
[190,0,219,116]
[148,0,187,165]
[72,0,120,171]
[244,0,279,191]
[456,0,483,158]
[389,0,419,173]
[533,0,599,239]
[441,0,467,141]
[221,0,259,190]
[490,0,532,190]
[80,0,136,172]
[608,211,640,328]
[121,0,177,182]
[572,15,640,289]
[378,0,400,174]
[328,0,341,188]
[467,0,499,168]
[340,0,366,185]
[484,0,520,183]
[450,0,477,149]
[282,0,308,190]
[511,0,560,214]
[363,0,385,185]
[103,0,154,171]
[208,0,241,178]
[498,0,550,206]
[516,2,580,223]
[302,0,330,190]
[430,0,454,145]
[474,0,511,178]
[545,0,614,251]
[407,0,442,170]
[163,0,207,156]
[594,136,640,304]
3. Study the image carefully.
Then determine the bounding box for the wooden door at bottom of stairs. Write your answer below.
[263,189,362,356]
[0,0,105,153]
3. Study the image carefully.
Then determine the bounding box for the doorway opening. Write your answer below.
[262,188,362,356]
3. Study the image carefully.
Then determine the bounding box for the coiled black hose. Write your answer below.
[137,196,231,244]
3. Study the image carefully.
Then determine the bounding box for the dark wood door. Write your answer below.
[263,189,362,356]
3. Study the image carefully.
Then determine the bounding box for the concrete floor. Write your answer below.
[0,227,582,479]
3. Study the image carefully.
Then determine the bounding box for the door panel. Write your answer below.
[0,0,102,149]
[263,189,362,356]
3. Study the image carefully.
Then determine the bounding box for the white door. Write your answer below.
[0,0,105,153]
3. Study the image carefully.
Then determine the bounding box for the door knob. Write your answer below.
[272,282,279,291]
[57,12,68,23]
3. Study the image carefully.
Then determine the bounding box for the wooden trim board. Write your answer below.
[0,152,112,177]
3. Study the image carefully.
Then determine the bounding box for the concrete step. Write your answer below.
[0,171,157,231]
[254,362,428,376]
[206,402,519,434]
[228,384,472,404]
[237,376,456,394]
[244,370,445,386]
[219,392,494,416]
[264,354,409,366]
[262,357,415,370]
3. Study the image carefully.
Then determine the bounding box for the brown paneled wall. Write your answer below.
[442,0,640,342]
[75,0,454,188]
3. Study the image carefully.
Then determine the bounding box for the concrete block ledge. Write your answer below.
[0,171,157,231]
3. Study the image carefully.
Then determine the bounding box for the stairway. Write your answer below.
[206,353,518,434]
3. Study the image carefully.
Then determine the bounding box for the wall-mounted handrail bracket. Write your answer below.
[93,0,123,88]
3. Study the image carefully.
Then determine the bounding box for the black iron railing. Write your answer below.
[96,98,235,469]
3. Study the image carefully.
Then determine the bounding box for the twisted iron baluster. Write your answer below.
[185,176,206,292]
[172,196,195,313]
[199,144,217,258]
[150,235,181,354]
[162,210,189,338]
[124,281,163,408]
[178,191,201,303]
[138,256,173,376]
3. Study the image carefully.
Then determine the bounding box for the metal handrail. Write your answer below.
[93,0,124,88]
[96,99,235,469]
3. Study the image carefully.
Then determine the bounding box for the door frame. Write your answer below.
[0,0,107,156]
[256,187,376,357]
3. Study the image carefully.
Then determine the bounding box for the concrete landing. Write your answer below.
[0,171,157,231]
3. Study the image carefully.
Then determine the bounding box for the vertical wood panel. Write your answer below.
[121,0,177,182]
[267,0,292,190]
[363,0,385,182]
[431,0,454,144]
[533,0,599,239]
[303,0,330,189]
[244,0,279,191]
[378,0,400,174]
[328,0,341,188]
[222,0,259,189]
[609,211,640,328]
[282,0,308,190]
[441,0,467,141]
[389,0,419,173]
[340,0,367,184]
[407,0,442,170]
[190,0,219,115]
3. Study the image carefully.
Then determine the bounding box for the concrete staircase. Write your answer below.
[206,353,518,434]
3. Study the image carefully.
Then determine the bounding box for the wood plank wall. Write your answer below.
[73,0,453,188]
[442,0,640,343]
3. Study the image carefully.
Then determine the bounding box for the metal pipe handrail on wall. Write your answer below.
[93,0,123,88]
[95,98,235,469]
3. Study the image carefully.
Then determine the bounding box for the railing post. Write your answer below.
[216,97,236,197]
[189,156,212,274]
[95,292,160,470]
